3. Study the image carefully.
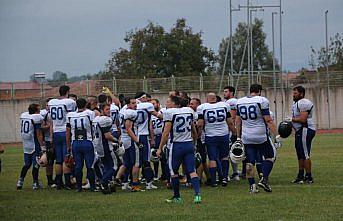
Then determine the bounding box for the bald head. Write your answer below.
[207,92,217,103]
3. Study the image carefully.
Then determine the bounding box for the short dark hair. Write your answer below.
[216,96,222,102]
[180,97,190,107]
[98,93,108,104]
[99,103,110,111]
[28,103,40,114]
[76,98,87,109]
[224,86,235,95]
[125,96,135,105]
[169,90,180,96]
[191,98,201,105]
[250,84,263,94]
[68,94,77,100]
[293,85,306,97]
[146,93,151,99]
[135,91,146,99]
[170,96,181,106]
[59,85,70,96]
[151,98,160,104]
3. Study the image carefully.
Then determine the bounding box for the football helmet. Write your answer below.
[114,143,125,157]
[150,149,159,163]
[37,151,48,167]
[195,152,202,169]
[229,140,246,163]
[64,153,75,169]
[278,121,293,138]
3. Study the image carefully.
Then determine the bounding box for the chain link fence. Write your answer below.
[0,71,342,100]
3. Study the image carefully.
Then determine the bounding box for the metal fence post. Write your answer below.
[171,75,175,90]
[41,83,44,99]
[11,82,14,100]
[86,79,90,96]
[199,73,203,91]
[112,77,117,95]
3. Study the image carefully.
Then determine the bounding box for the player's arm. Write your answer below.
[291,111,309,124]
[263,115,278,136]
[235,116,242,139]
[116,119,121,137]
[33,119,45,150]
[226,117,236,136]
[196,119,204,139]
[191,123,198,143]
[157,121,171,157]
[102,87,120,107]
[230,109,237,122]
[125,120,139,143]
[149,122,155,147]
[150,110,163,120]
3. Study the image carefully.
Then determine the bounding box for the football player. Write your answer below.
[110,101,120,139]
[189,98,211,185]
[236,84,280,193]
[86,95,101,117]
[289,86,316,184]
[157,96,201,204]
[93,103,119,194]
[223,86,240,181]
[135,91,162,190]
[197,93,236,187]
[150,98,163,180]
[48,85,76,189]
[17,103,45,190]
[40,98,55,187]
[66,98,96,192]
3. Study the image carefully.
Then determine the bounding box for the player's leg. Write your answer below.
[45,141,55,187]
[292,129,306,183]
[255,148,263,179]
[183,142,201,203]
[101,151,117,194]
[72,141,84,192]
[153,135,161,180]
[61,133,72,189]
[166,143,183,203]
[53,132,64,189]
[257,140,276,192]
[303,128,316,183]
[219,135,230,186]
[140,135,155,189]
[130,143,142,191]
[17,153,32,189]
[164,148,171,188]
[31,151,41,190]
[205,136,219,187]
[245,144,258,193]
[82,141,96,192]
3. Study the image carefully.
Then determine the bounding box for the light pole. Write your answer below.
[325,10,331,129]
[272,12,278,125]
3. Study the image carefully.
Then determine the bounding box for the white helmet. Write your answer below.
[229,140,246,163]
[150,149,159,163]
[114,143,125,157]
[37,152,48,167]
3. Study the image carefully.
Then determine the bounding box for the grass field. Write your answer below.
[0,134,343,221]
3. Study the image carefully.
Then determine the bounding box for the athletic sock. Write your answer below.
[221,160,229,179]
[191,177,200,195]
[47,175,53,185]
[298,169,305,178]
[171,177,180,198]
[55,174,62,187]
[64,173,71,187]
[20,165,30,179]
[262,160,274,179]
[32,167,39,182]
[209,167,217,185]
[248,178,255,185]
[305,172,312,179]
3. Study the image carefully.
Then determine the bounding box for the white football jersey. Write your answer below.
[119,108,138,146]
[196,102,231,137]
[225,98,238,110]
[151,114,163,136]
[48,98,76,132]
[163,107,195,143]
[237,96,271,144]
[136,102,155,136]
[110,103,120,133]
[66,110,95,141]
[40,109,51,142]
[93,116,112,157]
[20,112,43,154]
[292,98,316,131]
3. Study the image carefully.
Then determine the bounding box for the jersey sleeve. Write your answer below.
[66,99,77,112]
[124,110,137,121]
[229,99,237,110]
[298,100,313,112]
[196,105,204,119]
[163,109,173,122]
[32,114,43,129]
[146,103,155,112]
[99,117,113,133]
[260,97,270,116]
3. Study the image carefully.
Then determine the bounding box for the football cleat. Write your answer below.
[82,181,91,189]
[16,178,24,190]
[221,178,228,187]
[258,178,272,192]
[100,183,112,195]
[121,182,132,190]
[291,177,304,184]
[131,185,142,192]
[230,173,240,181]
[249,184,259,194]
[211,183,218,188]
[109,181,117,192]
[304,176,314,184]
[146,182,158,190]
[166,197,183,204]
[194,195,202,204]
[32,182,42,190]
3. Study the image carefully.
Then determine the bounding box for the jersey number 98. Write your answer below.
[239,105,257,120]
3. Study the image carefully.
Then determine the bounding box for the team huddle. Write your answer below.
[17,83,316,203]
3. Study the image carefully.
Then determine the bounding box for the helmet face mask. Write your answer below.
[195,152,202,169]
[230,140,246,163]
[115,144,125,157]
[150,149,159,163]
[278,121,293,138]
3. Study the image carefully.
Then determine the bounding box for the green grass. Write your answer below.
[0,134,343,221]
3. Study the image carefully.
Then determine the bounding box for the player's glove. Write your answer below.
[102,87,111,95]
[135,142,144,149]
[275,135,282,149]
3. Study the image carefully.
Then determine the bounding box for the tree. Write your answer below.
[106,18,216,78]
[310,33,343,71]
[218,18,278,74]
[52,71,68,82]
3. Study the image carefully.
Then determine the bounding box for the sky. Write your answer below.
[0,0,342,82]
